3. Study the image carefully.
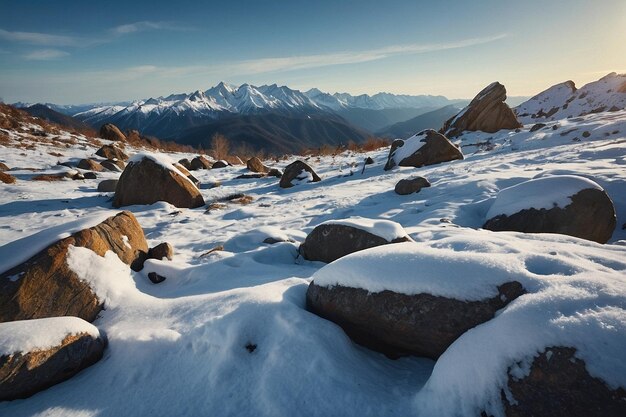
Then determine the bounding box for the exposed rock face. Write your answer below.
[306,281,524,359]
[99,123,126,142]
[484,188,616,244]
[173,163,199,186]
[113,157,205,208]
[504,347,626,417]
[247,157,269,173]
[441,82,522,137]
[299,223,411,263]
[279,160,321,188]
[148,242,174,261]
[0,331,106,401]
[0,172,16,184]
[101,159,125,172]
[95,144,128,161]
[395,176,431,195]
[384,129,463,171]
[0,211,148,323]
[190,156,211,170]
[97,179,118,192]
[77,159,103,172]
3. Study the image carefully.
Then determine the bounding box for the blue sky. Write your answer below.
[0,0,625,104]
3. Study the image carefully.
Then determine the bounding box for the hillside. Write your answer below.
[21,104,95,135]
[377,105,462,139]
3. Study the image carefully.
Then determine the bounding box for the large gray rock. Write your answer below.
[384,130,463,170]
[395,176,431,195]
[279,160,321,188]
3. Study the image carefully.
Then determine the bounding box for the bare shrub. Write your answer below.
[211,133,230,160]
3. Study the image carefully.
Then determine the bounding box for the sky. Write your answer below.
[0,0,625,104]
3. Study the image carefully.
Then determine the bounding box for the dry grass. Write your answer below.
[211,133,230,160]
[361,136,390,151]
[198,245,224,258]
[32,173,68,181]
[205,202,227,212]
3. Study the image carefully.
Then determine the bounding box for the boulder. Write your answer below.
[0,318,106,401]
[173,163,199,185]
[0,162,9,171]
[190,156,211,170]
[384,129,463,171]
[0,211,148,323]
[84,172,97,179]
[97,179,118,192]
[247,157,269,173]
[99,123,126,142]
[364,157,374,165]
[212,160,229,169]
[0,172,16,184]
[529,123,546,132]
[225,155,244,166]
[306,280,524,359]
[148,242,174,261]
[279,160,321,188]
[504,347,626,417]
[267,168,283,178]
[113,156,205,208]
[395,176,431,195]
[147,272,166,284]
[299,220,411,263]
[101,159,125,172]
[441,82,522,137]
[95,144,128,161]
[483,176,616,243]
[178,158,192,170]
[77,159,103,172]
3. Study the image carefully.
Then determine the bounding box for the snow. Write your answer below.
[485,175,603,219]
[319,217,408,242]
[0,317,101,356]
[388,131,428,166]
[1,101,626,416]
[129,152,198,188]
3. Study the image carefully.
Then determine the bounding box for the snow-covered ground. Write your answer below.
[1,108,625,416]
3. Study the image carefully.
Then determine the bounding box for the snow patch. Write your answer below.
[319,217,408,242]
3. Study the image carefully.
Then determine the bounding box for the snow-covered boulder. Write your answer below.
[95,144,128,161]
[0,317,106,401]
[394,176,431,195]
[99,123,126,141]
[113,154,205,208]
[190,155,211,170]
[0,211,148,323]
[307,242,525,358]
[441,82,522,137]
[383,129,463,171]
[483,175,616,243]
[247,156,270,173]
[279,160,321,188]
[299,218,411,263]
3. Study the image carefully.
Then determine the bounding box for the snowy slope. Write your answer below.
[1,105,625,416]
[515,72,626,123]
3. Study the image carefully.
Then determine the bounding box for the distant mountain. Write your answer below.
[515,72,626,124]
[377,105,462,139]
[175,112,371,154]
[21,104,95,134]
[336,107,439,133]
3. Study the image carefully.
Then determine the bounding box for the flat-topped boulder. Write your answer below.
[483,175,616,243]
[99,123,126,142]
[299,218,411,263]
[279,160,321,188]
[441,82,522,137]
[113,154,205,208]
[247,157,270,173]
[384,129,463,170]
[95,144,128,161]
[77,159,103,172]
[0,211,148,323]
[0,317,106,401]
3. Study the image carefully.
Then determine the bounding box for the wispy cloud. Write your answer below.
[23,49,70,60]
[111,21,191,35]
[0,29,79,46]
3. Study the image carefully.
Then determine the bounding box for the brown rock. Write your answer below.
[0,172,16,184]
[178,158,192,170]
[0,329,106,401]
[190,156,211,170]
[483,188,616,244]
[173,163,199,185]
[266,168,283,178]
[100,159,125,172]
[247,157,269,173]
[212,160,229,169]
[504,347,626,417]
[306,281,524,359]
[299,223,410,263]
[99,123,126,142]
[225,155,244,165]
[84,172,97,180]
[0,162,9,171]
[97,179,118,192]
[384,130,463,171]
[529,123,546,132]
[148,242,174,261]
[0,211,148,323]
[279,160,321,188]
[395,176,431,195]
[113,157,205,208]
[77,159,103,172]
[95,144,128,161]
[441,82,522,137]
